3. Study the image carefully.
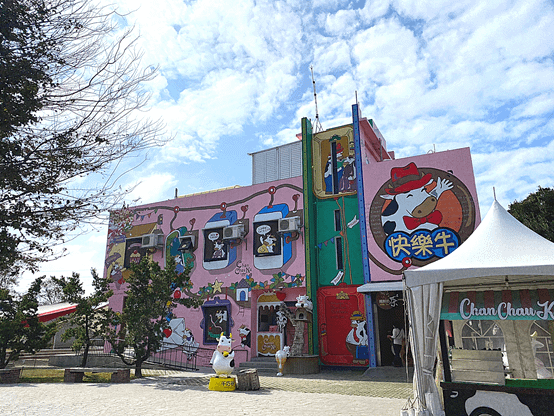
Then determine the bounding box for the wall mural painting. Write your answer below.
[253,203,296,270]
[369,162,476,270]
[200,298,233,344]
[239,324,251,348]
[105,206,159,290]
[203,211,238,271]
[317,286,369,366]
[312,126,357,198]
[106,184,306,356]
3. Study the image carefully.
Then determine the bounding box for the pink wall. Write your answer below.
[104,177,305,363]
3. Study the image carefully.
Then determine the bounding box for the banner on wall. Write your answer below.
[441,289,554,320]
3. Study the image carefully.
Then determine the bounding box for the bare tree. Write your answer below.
[37,276,65,305]
[1,0,167,279]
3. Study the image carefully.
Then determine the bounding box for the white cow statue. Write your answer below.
[275,346,290,376]
[210,332,235,378]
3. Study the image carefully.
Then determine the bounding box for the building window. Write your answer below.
[335,236,344,270]
[530,320,554,378]
[461,320,505,351]
[334,209,341,232]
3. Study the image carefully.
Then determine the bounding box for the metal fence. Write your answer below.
[78,339,249,372]
[148,343,249,371]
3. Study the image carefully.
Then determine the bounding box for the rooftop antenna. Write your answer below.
[310,66,323,133]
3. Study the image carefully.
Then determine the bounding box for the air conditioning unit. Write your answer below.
[278,216,301,233]
[141,233,164,248]
[222,224,245,240]
[178,235,195,253]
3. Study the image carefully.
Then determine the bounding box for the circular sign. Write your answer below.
[369,167,476,268]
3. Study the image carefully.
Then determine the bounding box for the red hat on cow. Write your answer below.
[385,162,432,195]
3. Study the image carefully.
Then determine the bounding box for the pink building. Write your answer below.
[105,175,305,366]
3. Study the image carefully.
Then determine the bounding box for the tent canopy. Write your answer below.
[404,200,554,290]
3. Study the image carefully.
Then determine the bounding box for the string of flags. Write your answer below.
[316,215,359,250]
[136,212,154,221]
[317,234,340,250]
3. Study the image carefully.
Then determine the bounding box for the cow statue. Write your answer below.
[380,162,452,235]
[275,346,290,376]
[295,295,313,311]
[210,332,235,378]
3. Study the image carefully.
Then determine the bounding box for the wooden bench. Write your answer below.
[64,368,130,383]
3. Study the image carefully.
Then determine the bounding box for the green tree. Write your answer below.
[54,269,113,367]
[104,257,200,377]
[0,277,56,368]
[1,0,165,281]
[508,186,554,243]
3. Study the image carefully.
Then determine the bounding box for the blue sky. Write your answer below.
[19,0,554,293]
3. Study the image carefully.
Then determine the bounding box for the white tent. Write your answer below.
[402,200,554,416]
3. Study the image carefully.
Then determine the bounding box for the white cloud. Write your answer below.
[323,9,359,36]
[512,93,554,119]
[126,172,178,204]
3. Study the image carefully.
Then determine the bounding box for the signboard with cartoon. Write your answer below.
[364,148,480,281]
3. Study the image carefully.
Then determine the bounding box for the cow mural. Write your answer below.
[380,163,453,235]
[367,154,478,271]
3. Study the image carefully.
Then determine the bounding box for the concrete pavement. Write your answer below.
[0,366,414,415]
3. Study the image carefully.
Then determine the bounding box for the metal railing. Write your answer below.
[75,339,249,372]
[148,342,249,371]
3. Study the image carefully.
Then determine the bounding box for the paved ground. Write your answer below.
[0,366,414,416]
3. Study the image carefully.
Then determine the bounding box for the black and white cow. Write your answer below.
[380,177,452,235]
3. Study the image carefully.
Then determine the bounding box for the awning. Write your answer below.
[357,281,403,293]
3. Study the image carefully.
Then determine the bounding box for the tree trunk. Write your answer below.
[135,359,143,378]
[81,344,89,367]
[81,317,90,367]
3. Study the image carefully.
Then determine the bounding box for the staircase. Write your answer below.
[15,348,75,367]
[238,356,279,374]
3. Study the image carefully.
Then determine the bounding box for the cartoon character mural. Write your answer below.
[313,128,357,198]
[253,204,293,270]
[367,149,478,275]
[317,286,369,366]
[161,318,189,350]
[182,328,199,360]
[380,163,453,235]
[238,325,251,348]
[345,310,369,364]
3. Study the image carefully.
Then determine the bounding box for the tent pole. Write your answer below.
[438,320,451,383]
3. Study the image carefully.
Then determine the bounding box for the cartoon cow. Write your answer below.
[238,325,251,348]
[210,333,235,378]
[295,295,313,311]
[380,162,452,235]
[182,328,199,360]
